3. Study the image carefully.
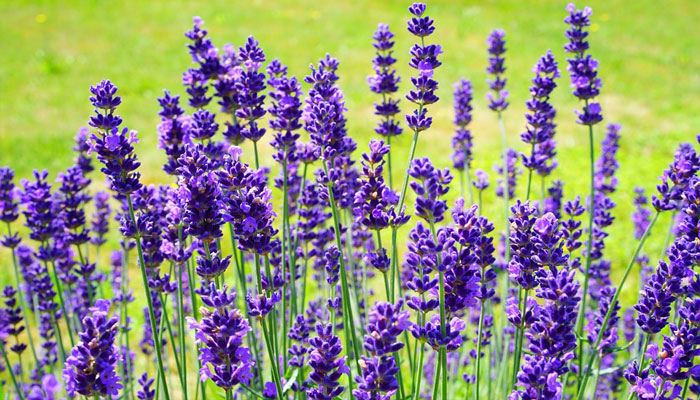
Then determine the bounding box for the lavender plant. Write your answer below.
[1,3,698,400]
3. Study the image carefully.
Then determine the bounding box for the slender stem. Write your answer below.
[412,343,426,400]
[253,141,260,170]
[575,111,596,380]
[6,224,41,369]
[591,353,602,399]
[127,196,171,400]
[260,316,285,400]
[465,164,475,205]
[176,260,188,400]
[497,111,510,263]
[321,159,362,378]
[390,129,420,301]
[387,135,394,189]
[1,341,25,400]
[475,300,486,400]
[511,288,529,386]
[625,334,652,400]
[525,142,535,200]
[576,211,660,400]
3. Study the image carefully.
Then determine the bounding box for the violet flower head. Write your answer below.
[21,170,62,243]
[73,127,94,175]
[632,187,652,240]
[2,286,27,356]
[409,157,452,224]
[63,299,122,397]
[307,323,349,400]
[0,167,19,225]
[451,79,474,171]
[494,149,521,198]
[652,142,700,211]
[157,90,187,175]
[87,80,142,195]
[137,373,155,400]
[268,60,303,164]
[90,191,111,246]
[187,283,254,390]
[177,144,224,243]
[304,54,352,160]
[486,29,509,112]
[369,23,402,138]
[56,164,92,246]
[353,139,403,231]
[362,299,410,357]
[507,200,539,290]
[404,222,440,314]
[472,169,490,191]
[521,51,560,177]
[564,3,603,125]
[237,36,267,142]
[594,123,621,194]
[406,3,441,133]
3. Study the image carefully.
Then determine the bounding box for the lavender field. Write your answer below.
[0,1,699,399]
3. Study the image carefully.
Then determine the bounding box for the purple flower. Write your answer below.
[404,222,440,313]
[136,373,155,400]
[73,127,94,175]
[0,167,19,225]
[56,165,92,246]
[187,283,254,390]
[63,299,122,397]
[652,142,700,211]
[494,149,521,198]
[521,51,560,176]
[564,3,603,126]
[304,54,353,160]
[2,286,26,356]
[87,80,142,195]
[369,23,402,138]
[353,140,405,232]
[451,79,474,171]
[486,29,509,112]
[409,157,452,223]
[307,323,349,400]
[406,3,441,132]
[237,36,267,142]
[90,191,111,247]
[177,144,224,243]
[268,60,303,165]
[632,187,652,240]
[472,169,490,191]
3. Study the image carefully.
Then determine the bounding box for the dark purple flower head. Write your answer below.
[565,4,603,125]
[405,3,441,133]
[521,51,560,176]
[353,140,404,231]
[304,54,352,160]
[307,323,349,400]
[494,149,521,198]
[486,29,509,112]
[451,79,474,170]
[362,300,410,357]
[87,81,142,195]
[653,142,700,211]
[632,187,652,240]
[0,167,19,224]
[369,24,402,138]
[73,127,94,175]
[409,157,452,223]
[472,169,490,191]
[407,3,433,37]
[187,283,253,390]
[63,299,122,397]
[237,36,267,142]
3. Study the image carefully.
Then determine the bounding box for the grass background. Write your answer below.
[1,0,699,302]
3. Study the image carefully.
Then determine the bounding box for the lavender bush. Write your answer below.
[1,3,699,400]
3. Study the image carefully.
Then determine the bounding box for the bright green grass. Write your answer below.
[1,1,698,306]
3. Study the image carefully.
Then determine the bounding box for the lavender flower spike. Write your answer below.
[63,299,122,397]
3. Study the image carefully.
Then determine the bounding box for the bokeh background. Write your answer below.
[2,0,699,301]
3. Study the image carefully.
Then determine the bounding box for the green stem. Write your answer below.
[511,288,529,386]
[127,196,171,400]
[525,142,535,200]
[321,159,362,378]
[475,300,486,400]
[390,129,420,301]
[6,224,41,370]
[575,110,596,382]
[576,211,660,400]
[1,341,25,400]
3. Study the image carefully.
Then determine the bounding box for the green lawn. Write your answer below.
[1,0,699,302]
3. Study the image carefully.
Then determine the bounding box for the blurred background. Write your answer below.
[1,0,699,300]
